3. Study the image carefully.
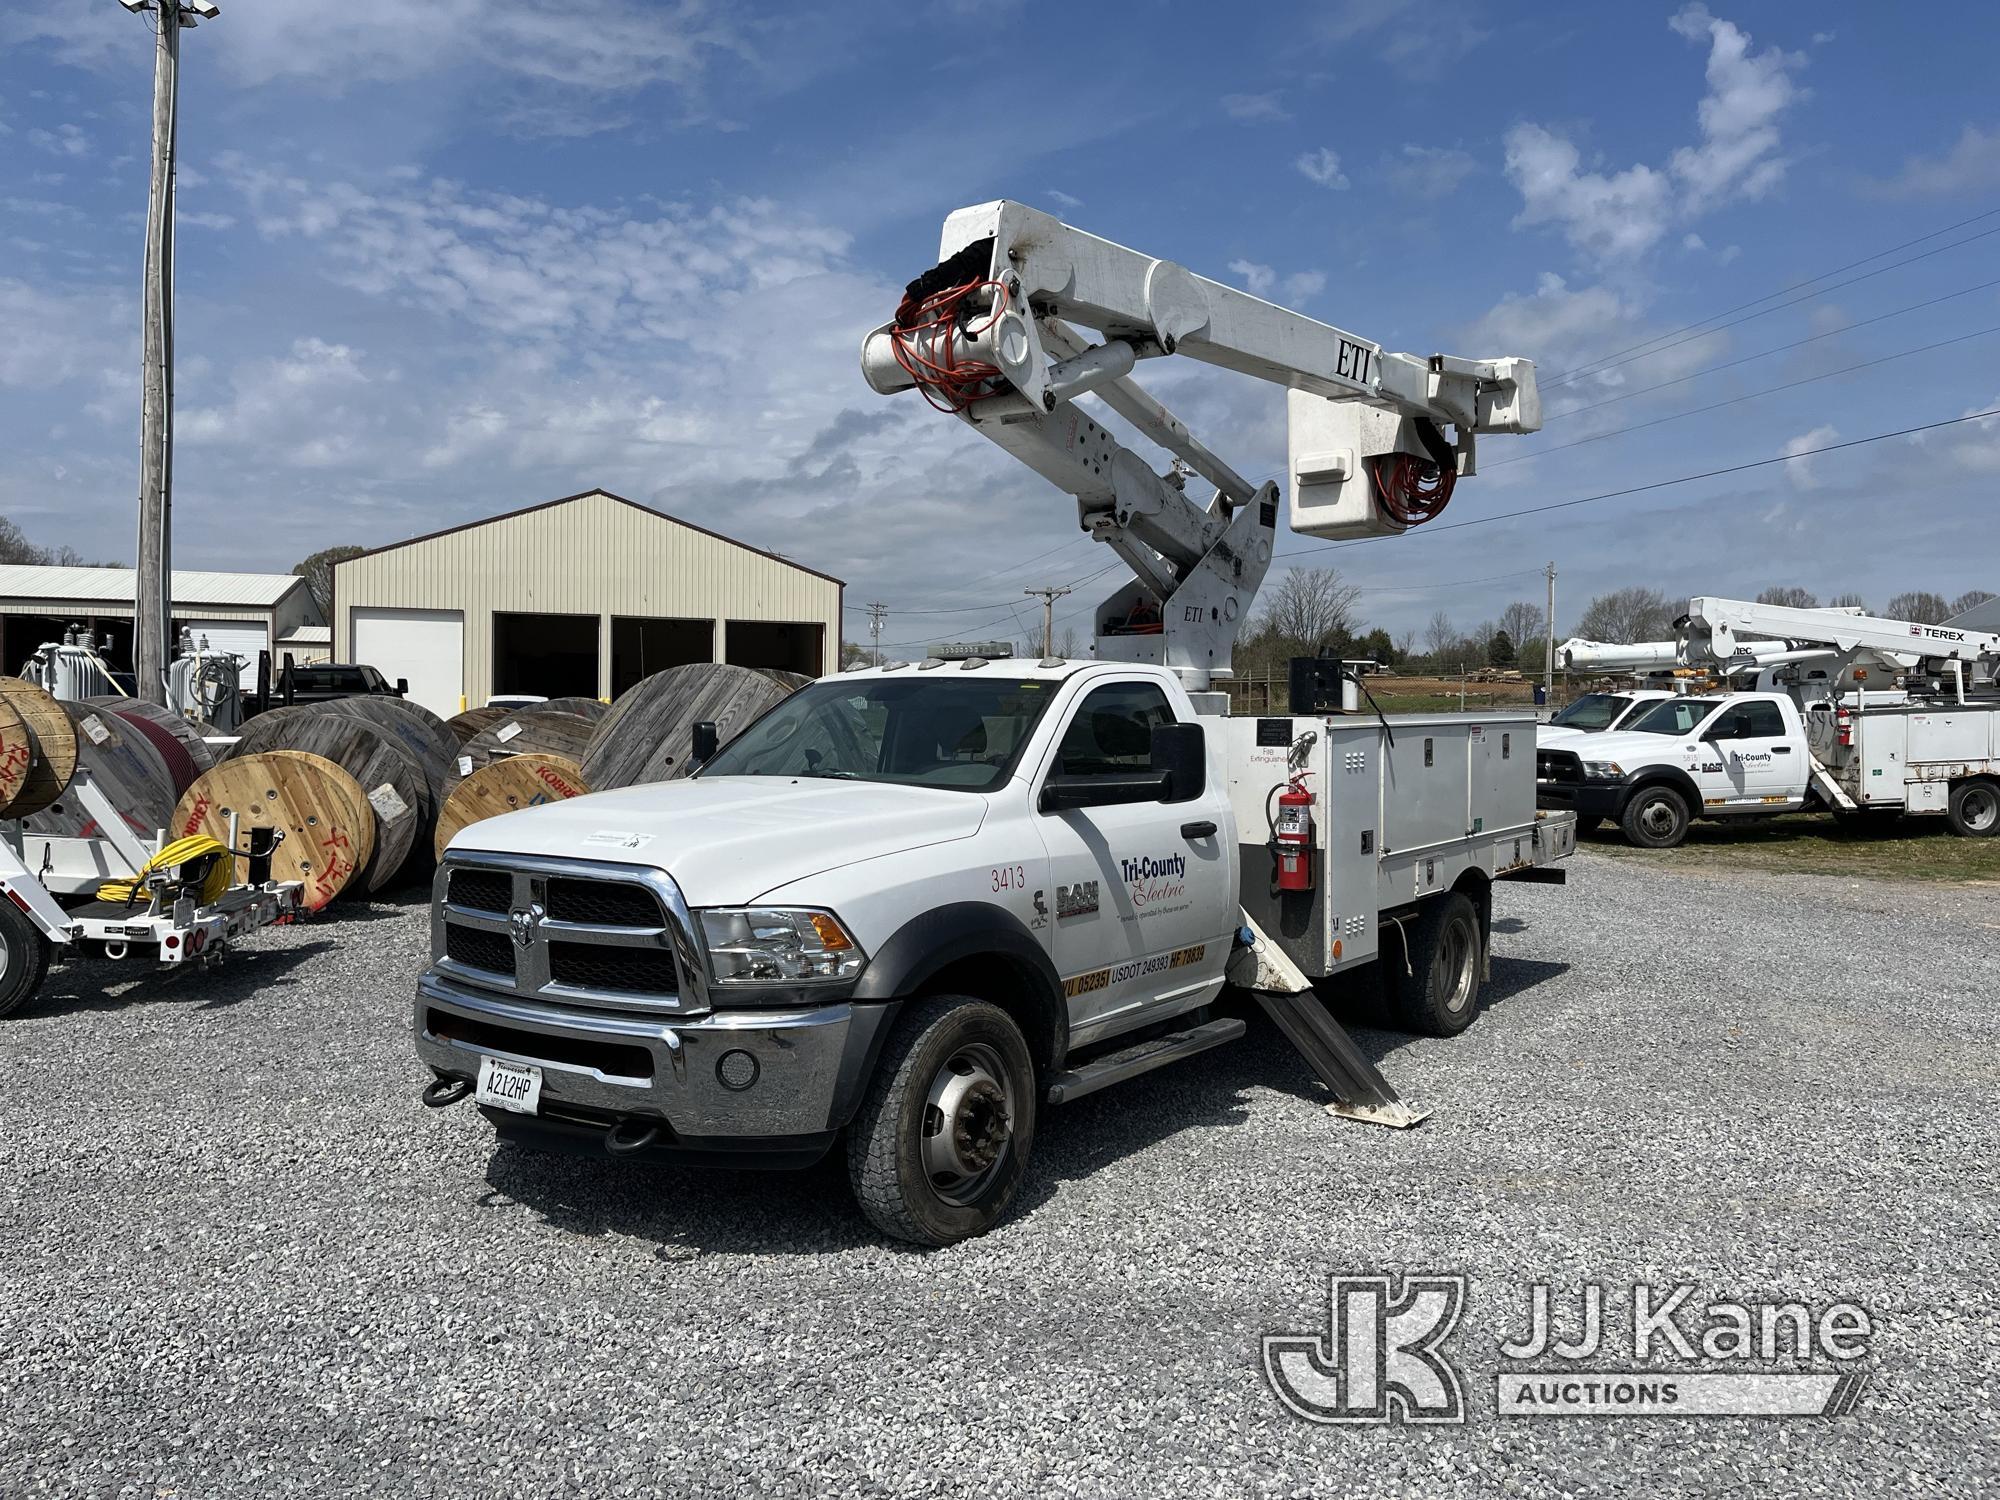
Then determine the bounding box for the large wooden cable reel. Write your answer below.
[172,751,377,910]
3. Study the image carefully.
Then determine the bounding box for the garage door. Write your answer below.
[351,608,464,717]
[180,620,269,689]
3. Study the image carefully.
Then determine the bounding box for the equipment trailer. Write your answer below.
[413,201,1574,1243]
[0,768,303,1016]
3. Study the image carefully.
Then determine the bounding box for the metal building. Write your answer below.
[0,564,323,686]
[331,489,843,716]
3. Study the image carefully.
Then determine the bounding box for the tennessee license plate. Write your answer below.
[475,1056,542,1114]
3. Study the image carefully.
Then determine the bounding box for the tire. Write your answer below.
[1572,815,1603,836]
[846,995,1037,1246]
[1620,785,1691,849]
[1947,779,2000,838]
[1386,891,1483,1038]
[0,898,53,1019]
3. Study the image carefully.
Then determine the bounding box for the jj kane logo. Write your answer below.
[1264,1276,1874,1425]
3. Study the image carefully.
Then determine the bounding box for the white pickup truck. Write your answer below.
[1538,689,1675,747]
[416,659,1573,1243]
[1535,691,1811,846]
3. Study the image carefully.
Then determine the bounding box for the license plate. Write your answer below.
[475,1056,542,1115]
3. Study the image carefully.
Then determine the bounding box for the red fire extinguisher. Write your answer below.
[1273,773,1315,892]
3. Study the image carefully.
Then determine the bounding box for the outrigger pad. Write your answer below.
[1252,990,1429,1130]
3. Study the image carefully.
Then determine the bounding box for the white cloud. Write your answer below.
[1221,92,1288,122]
[28,123,88,158]
[0,278,129,389]
[1861,124,2000,198]
[1047,189,1084,211]
[1682,232,1706,252]
[1505,5,1804,261]
[1316,0,1487,79]
[1295,147,1349,190]
[1385,145,1477,199]
[1782,424,1838,489]
[1228,260,1324,308]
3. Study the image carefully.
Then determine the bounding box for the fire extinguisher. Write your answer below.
[1270,772,1315,893]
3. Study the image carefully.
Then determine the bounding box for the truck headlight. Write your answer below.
[698,908,865,985]
[1582,760,1625,779]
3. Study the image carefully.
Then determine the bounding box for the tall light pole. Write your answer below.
[120,0,219,703]
[1544,560,1557,706]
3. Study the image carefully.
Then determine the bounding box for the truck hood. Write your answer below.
[1558,729,1695,766]
[447,776,988,905]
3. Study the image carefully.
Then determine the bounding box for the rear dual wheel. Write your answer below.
[0,899,52,1019]
[1386,891,1483,1039]
[1948,779,2000,838]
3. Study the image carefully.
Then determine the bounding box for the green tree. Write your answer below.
[1489,628,1516,667]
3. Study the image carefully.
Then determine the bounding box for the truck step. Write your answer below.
[1252,991,1429,1129]
[1045,1017,1247,1105]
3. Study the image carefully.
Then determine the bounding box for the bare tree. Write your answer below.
[1573,586,1673,643]
[1828,591,1868,612]
[1497,599,1544,649]
[1950,588,1995,617]
[1259,566,1362,653]
[1055,626,1081,658]
[0,518,43,566]
[1885,590,1951,625]
[1756,586,1818,609]
[1393,628,1416,660]
[1424,609,1456,657]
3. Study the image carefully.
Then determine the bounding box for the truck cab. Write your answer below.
[1537,689,1675,748]
[1535,692,1809,847]
[417,660,1240,1244]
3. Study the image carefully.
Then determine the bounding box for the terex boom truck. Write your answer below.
[413,202,1574,1244]
[1538,597,2000,845]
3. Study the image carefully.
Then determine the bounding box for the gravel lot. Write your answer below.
[3,849,1995,1498]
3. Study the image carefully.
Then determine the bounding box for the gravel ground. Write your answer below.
[3,849,1995,1498]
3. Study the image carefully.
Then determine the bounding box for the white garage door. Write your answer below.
[180,620,269,689]
[351,607,464,717]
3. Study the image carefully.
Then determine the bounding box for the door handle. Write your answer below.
[1772,746,1792,754]
[1180,820,1217,839]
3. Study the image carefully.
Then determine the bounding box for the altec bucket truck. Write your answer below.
[413,202,1574,1244]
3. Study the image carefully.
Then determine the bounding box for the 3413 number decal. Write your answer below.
[991,865,1026,892]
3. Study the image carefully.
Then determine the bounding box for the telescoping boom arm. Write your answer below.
[862,201,1541,693]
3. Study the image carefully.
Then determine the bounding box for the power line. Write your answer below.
[1542,221,2000,392]
[1486,323,2000,470]
[1540,203,2000,387]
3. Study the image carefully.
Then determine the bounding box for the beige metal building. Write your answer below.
[331,489,843,715]
[0,564,323,686]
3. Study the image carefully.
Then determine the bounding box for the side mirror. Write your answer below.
[395,677,409,696]
[1151,721,1206,804]
[690,720,720,767]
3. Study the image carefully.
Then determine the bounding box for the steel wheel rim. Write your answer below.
[1439,916,1476,1014]
[0,929,9,979]
[920,1040,1016,1206]
[1966,786,2000,832]
[1639,797,1678,838]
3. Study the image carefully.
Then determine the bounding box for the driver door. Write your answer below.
[1705,699,1793,803]
[1032,679,1232,1043]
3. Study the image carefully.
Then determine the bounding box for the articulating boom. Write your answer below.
[862,200,1541,693]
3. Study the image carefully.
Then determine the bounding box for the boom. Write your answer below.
[862,201,1541,695]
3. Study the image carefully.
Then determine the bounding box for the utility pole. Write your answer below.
[866,601,888,666]
[122,0,218,703]
[1544,560,1557,707]
[1024,586,1072,656]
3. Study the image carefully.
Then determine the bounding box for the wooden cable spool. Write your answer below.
[225,706,430,891]
[445,710,595,801]
[316,698,457,825]
[444,705,509,746]
[0,676,77,819]
[21,702,181,841]
[535,696,610,722]
[104,707,202,799]
[433,753,591,860]
[0,695,37,817]
[172,750,377,910]
[581,663,799,791]
[88,697,216,778]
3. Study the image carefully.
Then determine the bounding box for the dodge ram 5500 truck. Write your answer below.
[417,659,1572,1243]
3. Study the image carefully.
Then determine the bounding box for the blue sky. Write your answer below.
[5,0,2000,654]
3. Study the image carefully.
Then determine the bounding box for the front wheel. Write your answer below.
[1947,779,2000,837]
[0,898,53,1019]
[846,995,1036,1246]
[1620,785,1691,849]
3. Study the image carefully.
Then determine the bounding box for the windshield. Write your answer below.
[1626,697,1720,736]
[1550,693,1631,731]
[700,675,1059,792]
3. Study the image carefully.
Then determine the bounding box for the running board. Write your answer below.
[1045,1017,1247,1105]
[1251,991,1429,1129]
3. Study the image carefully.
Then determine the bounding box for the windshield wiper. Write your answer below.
[802,768,863,780]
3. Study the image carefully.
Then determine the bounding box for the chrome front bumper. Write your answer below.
[414,969,893,1139]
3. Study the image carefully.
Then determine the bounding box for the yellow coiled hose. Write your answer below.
[97,835,233,908]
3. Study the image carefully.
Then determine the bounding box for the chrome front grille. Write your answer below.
[434,852,709,1016]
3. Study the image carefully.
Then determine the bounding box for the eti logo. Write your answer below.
[1262,1274,1467,1425]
